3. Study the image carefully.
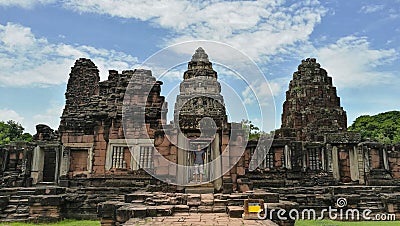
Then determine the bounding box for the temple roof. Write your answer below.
[191,47,209,63]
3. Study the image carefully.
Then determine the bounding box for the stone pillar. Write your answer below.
[331,146,340,180]
[221,132,230,175]
[321,147,326,170]
[177,132,188,190]
[363,145,371,173]
[357,146,365,184]
[326,144,333,172]
[383,148,389,170]
[284,145,291,169]
[30,146,44,184]
[59,146,69,177]
[302,145,307,172]
[212,133,222,191]
[349,146,360,181]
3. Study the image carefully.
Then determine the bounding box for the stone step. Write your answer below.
[8,213,30,219]
[0,218,28,223]
[17,190,36,196]
[227,206,243,218]
[185,187,214,194]
[16,206,30,213]
[3,207,17,214]
[8,199,20,205]
[173,205,189,213]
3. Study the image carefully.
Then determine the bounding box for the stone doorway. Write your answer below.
[188,140,212,183]
[43,151,57,182]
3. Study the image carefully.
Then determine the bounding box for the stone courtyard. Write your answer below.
[0,47,400,225]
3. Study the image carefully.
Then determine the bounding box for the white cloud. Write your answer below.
[0,0,55,9]
[314,36,398,88]
[0,107,63,134]
[241,80,281,106]
[359,4,385,14]
[62,0,327,61]
[0,22,139,86]
[31,103,64,134]
[0,109,24,124]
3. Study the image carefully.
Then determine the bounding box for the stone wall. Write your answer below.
[0,142,34,187]
[58,59,166,180]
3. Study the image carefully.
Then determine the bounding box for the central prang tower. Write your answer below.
[174,47,227,132]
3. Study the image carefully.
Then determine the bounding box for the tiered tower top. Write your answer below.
[280,58,347,142]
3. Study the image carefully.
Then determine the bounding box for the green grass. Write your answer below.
[0,220,100,226]
[296,220,400,226]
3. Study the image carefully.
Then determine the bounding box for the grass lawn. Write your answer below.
[296,220,400,226]
[0,220,100,226]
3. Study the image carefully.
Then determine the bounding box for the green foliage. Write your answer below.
[0,120,32,146]
[241,119,262,140]
[348,111,400,144]
[0,220,100,226]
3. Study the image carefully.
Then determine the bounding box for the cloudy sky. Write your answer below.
[0,0,399,134]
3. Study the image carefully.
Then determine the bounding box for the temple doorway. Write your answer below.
[188,140,212,183]
[42,150,57,182]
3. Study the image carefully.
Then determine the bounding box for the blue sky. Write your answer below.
[0,0,399,134]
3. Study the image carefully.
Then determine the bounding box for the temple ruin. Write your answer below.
[0,49,399,225]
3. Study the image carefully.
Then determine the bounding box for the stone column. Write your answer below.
[349,146,360,181]
[331,146,340,180]
[357,146,365,184]
[383,148,389,170]
[212,133,222,190]
[302,144,307,172]
[177,132,188,189]
[326,144,333,172]
[363,145,370,173]
[284,145,291,169]
[30,146,44,184]
[321,147,325,170]
[59,146,69,177]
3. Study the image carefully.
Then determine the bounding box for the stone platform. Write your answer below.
[98,190,296,226]
[122,212,278,226]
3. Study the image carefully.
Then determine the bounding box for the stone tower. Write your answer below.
[280,58,347,142]
[174,47,227,132]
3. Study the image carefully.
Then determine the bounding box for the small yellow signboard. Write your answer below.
[248,202,261,213]
[243,199,265,219]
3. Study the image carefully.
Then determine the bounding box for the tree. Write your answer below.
[241,119,262,141]
[0,120,32,146]
[348,111,400,144]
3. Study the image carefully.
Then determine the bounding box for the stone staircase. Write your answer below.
[98,190,294,226]
[185,182,214,194]
[0,188,36,222]
[0,171,30,188]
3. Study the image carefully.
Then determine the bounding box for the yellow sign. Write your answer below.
[248,203,261,213]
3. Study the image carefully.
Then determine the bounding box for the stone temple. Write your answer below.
[0,48,399,225]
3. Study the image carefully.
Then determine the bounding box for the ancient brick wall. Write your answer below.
[58,59,165,179]
[388,144,400,179]
[0,142,34,187]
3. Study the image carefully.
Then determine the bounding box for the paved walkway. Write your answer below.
[122,213,278,226]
